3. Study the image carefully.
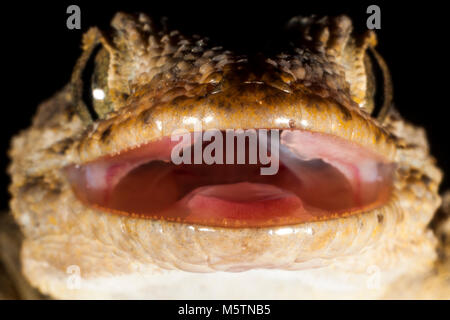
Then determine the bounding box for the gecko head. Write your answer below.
[8,12,442,298]
[68,13,397,228]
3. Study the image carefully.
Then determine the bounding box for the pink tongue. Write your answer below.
[177,182,305,223]
[190,182,294,202]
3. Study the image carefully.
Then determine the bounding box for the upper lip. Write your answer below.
[72,83,397,166]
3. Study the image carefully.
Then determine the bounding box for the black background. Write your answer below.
[1,0,449,211]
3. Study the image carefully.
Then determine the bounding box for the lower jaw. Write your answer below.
[103,182,387,228]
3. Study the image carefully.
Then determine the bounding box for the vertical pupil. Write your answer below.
[367,49,389,119]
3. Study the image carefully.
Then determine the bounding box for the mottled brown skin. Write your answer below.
[2,13,449,299]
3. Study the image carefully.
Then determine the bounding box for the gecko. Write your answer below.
[1,12,449,299]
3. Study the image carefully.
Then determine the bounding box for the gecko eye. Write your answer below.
[366,47,393,122]
[80,46,113,120]
[91,48,114,117]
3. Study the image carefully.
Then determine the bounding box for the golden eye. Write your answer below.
[365,47,393,122]
[74,44,114,122]
[89,47,114,118]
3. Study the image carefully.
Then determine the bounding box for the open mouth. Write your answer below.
[66,129,394,227]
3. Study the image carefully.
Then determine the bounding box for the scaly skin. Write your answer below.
[2,13,449,299]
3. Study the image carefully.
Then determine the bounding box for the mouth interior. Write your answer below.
[66,129,394,227]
